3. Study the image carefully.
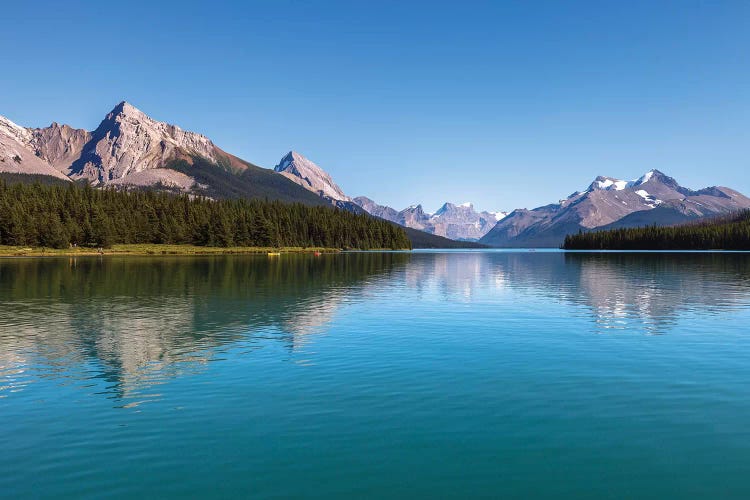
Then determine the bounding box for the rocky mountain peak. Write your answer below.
[588,176,629,192]
[434,202,475,216]
[634,169,680,189]
[273,151,350,201]
[108,100,141,118]
[71,101,221,183]
[403,204,425,213]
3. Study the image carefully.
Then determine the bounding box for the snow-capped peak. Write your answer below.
[636,170,656,185]
[459,202,473,208]
[588,169,671,193]
[590,176,630,191]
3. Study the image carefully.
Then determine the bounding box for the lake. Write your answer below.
[2,250,750,498]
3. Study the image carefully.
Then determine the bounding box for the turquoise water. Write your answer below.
[2,250,750,498]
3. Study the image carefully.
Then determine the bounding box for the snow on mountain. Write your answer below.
[636,170,655,185]
[352,198,508,241]
[481,169,750,247]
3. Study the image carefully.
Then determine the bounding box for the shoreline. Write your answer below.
[0,244,344,257]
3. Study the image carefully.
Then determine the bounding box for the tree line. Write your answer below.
[0,180,412,250]
[563,211,750,250]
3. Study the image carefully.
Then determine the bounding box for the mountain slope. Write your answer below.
[274,151,350,201]
[353,196,400,222]
[0,116,72,181]
[481,170,750,247]
[166,156,329,205]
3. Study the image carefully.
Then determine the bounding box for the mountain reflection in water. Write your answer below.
[1,251,749,404]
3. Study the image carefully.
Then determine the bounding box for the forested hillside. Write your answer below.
[563,211,750,250]
[0,181,411,250]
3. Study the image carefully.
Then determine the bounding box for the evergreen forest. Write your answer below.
[0,180,412,250]
[563,211,750,250]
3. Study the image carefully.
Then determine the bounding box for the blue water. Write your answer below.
[2,250,750,498]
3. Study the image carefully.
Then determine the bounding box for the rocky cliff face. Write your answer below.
[70,101,237,184]
[30,122,91,174]
[273,151,350,201]
[398,205,432,231]
[0,102,252,189]
[0,116,71,180]
[480,170,750,247]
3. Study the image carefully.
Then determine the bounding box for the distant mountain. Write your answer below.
[481,169,750,247]
[271,153,502,242]
[353,196,400,222]
[271,151,363,211]
[430,202,508,241]
[352,198,507,241]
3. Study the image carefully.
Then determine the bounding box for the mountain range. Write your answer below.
[267,149,507,240]
[0,102,480,248]
[480,170,750,247]
[353,198,507,241]
[2,101,749,248]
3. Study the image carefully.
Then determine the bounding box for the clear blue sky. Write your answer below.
[1,0,747,213]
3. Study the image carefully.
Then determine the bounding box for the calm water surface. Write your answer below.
[2,250,750,498]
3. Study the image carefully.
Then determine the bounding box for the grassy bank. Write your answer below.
[0,244,342,257]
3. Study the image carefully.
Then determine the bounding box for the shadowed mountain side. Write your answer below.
[166,157,330,205]
[596,206,698,230]
[0,172,73,186]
